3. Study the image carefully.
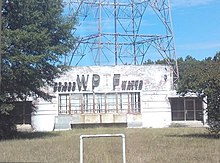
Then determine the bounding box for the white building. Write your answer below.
[29,65,205,131]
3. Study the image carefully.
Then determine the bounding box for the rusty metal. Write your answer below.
[63,0,179,84]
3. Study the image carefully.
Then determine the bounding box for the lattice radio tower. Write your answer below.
[63,0,179,81]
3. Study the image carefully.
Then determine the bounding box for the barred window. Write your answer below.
[58,92,141,114]
[170,97,203,121]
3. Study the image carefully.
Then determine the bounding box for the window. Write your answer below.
[10,101,32,124]
[58,92,141,114]
[59,94,70,114]
[170,97,203,121]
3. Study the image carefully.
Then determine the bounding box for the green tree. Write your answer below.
[143,59,155,65]
[177,54,220,135]
[0,0,76,139]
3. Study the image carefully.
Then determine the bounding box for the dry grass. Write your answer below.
[0,127,219,163]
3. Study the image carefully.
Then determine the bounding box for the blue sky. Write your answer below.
[64,0,220,65]
[170,0,220,60]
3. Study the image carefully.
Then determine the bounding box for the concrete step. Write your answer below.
[71,122,127,129]
[170,121,205,128]
[54,115,80,130]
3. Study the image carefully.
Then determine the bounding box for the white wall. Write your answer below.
[141,91,172,128]
[32,65,174,131]
[31,101,57,131]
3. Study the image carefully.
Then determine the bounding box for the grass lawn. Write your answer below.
[0,127,219,163]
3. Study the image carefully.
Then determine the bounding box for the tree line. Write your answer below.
[144,54,220,135]
[0,0,219,139]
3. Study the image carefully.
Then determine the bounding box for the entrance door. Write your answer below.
[184,99,195,120]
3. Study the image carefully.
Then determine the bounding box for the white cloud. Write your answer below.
[170,0,216,8]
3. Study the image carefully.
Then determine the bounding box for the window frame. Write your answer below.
[170,97,203,121]
[58,91,141,115]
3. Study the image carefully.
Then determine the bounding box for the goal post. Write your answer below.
[80,134,126,163]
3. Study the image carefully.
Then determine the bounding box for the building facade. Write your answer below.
[31,65,205,131]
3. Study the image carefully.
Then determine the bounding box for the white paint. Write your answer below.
[32,115,55,131]
[52,65,172,93]
[32,65,176,131]
[142,111,172,128]
[31,102,57,131]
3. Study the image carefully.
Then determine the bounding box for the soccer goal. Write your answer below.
[80,134,126,163]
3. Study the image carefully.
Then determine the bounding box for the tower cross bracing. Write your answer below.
[63,0,179,82]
